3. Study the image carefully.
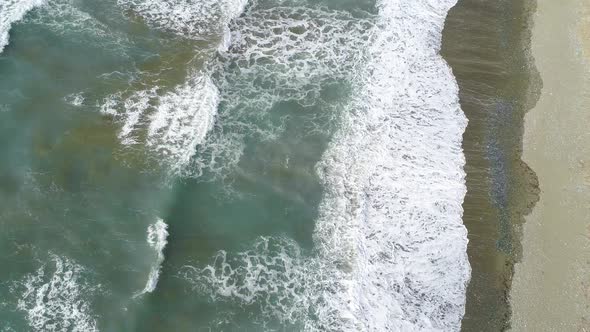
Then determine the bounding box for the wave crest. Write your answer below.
[0,0,46,53]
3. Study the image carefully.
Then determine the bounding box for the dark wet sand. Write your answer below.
[442,0,540,330]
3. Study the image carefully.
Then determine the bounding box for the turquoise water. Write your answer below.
[0,0,470,330]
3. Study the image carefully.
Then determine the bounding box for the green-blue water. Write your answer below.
[0,0,475,330]
[0,0,367,330]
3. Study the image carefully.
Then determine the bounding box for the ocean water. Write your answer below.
[0,0,470,331]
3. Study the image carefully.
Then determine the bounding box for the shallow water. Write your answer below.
[0,0,471,330]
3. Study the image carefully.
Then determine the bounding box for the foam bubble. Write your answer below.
[0,0,46,53]
[136,218,169,296]
[14,254,100,332]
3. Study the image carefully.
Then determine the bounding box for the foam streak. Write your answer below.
[136,218,169,296]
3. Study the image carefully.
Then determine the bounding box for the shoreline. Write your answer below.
[509,0,590,329]
[442,0,540,330]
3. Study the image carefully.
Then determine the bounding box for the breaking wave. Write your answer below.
[182,0,470,330]
[0,0,45,53]
[95,0,248,177]
[13,255,100,332]
[2,0,471,330]
[311,0,470,329]
[136,218,169,296]
[101,0,374,179]
[65,92,85,107]
[100,72,221,176]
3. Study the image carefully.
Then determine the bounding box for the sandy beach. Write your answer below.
[510,0,590,330]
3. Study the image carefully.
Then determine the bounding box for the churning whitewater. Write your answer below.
[13,255,100,332]
[312,0,470,329]
[0,0,46,53]
[183,0,471,331]
[99,0,248,176]
[1,0,471,330]
[136,219,169,296]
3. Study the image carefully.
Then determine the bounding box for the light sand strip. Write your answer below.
[510,0,590,330]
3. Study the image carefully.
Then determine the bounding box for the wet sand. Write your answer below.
[510,0,590,330]
[442,0,540,330]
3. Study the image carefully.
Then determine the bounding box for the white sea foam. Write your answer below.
[181,237,321,326]
[21,0,131,54]
[217,6,373,110]
[99,0,248,176]
[187,6,375,179]
[104,1,372,178]
[145,75,219,175]
[14,254,100,332]
[106,1,373,179]
[183,0,470,330]
[65,92,85,107]
[136,218,169,296]
[101,72,220,175]
[310,0,470,329]
[0,0,45,53]
[117,0,247,44]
